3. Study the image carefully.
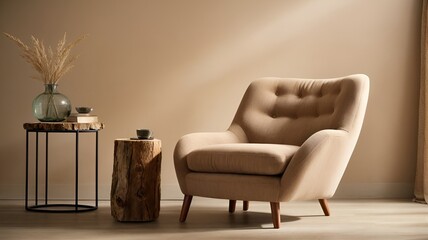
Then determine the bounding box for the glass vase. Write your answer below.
[32,84,72,122]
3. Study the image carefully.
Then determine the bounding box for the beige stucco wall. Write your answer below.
[0,0,421,200]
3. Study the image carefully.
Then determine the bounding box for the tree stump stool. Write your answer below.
[111,138,161,222]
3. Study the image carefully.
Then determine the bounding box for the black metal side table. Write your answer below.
[24,122,105,213]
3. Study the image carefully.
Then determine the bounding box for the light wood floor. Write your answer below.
[0,198,427,240]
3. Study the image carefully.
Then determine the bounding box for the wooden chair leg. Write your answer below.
[243,201,249,211]
[270,202,281,229]
[229,200,237,213]
[319,199,330,216]
[179,195,193,222]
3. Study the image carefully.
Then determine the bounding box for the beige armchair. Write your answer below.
[174,74,369,228]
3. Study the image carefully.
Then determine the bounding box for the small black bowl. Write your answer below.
[76,107,93,114]
[136,129,152,139]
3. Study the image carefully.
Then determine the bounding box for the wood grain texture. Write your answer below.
[111,139,161,222]
[319,199,330,216]
[179,195,193,222]
[270,202,280,229]
[228,200,236,213]
[243,201,249,211]
[23,122,104,131]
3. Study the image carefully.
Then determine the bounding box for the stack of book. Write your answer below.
[66,113,98,123]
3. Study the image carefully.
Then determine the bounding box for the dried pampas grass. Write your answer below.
[4,32,86,84]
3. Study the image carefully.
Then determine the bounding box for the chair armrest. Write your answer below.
[174,131,242,194]
[279,129,353,201]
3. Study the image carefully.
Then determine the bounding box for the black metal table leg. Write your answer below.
[25,130,29,210]
[45,132,48,205]
[35,131,38,206]
[96,131,98,208]
[26,129,98,213]
[75,130,79,211]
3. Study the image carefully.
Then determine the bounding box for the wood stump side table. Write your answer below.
[111,138,161,222]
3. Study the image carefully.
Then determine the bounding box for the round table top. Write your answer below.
[24,122,105,131]
[115,138,160,142]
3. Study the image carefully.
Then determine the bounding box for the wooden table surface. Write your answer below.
[23,122,105,131]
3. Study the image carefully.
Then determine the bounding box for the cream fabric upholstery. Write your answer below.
[174,74,369,203]
[188,143,299,175]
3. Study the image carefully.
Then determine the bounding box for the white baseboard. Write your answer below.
[0,183,183,201]
[334,182,414,199]
[0,182,413,200]
[161,184,184,200]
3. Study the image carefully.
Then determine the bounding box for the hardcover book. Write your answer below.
[66,113,98,123]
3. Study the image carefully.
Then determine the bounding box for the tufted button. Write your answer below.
[275,90,280,96]
[272,113,277,118]
[335,87,341,94]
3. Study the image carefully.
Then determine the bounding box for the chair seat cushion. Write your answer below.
[187,143,300,175]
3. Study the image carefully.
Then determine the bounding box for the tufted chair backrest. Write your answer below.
[229,75,369,146]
